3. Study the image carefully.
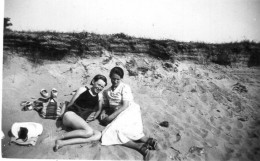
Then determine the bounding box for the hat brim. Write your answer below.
[11,122,43,139]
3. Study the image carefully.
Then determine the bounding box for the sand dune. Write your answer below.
[2,51,260,161]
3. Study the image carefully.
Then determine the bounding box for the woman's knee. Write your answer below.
[62,112,73,122]
[63,111,74,120]
[83,128,94,137]
[62,111,82,127]
[93,130,102,140]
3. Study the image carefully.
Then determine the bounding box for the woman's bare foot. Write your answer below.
[53,140,62,152]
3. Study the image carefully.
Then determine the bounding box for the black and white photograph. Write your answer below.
[1,0,260,160]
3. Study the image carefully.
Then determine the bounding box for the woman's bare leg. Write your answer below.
[56,128,94,140]
[54,130,101,151]
[122,140,143,151]
[54,111,99,151]
[136,136,149,143]
[63,111,94,135]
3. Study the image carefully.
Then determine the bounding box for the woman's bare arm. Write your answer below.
[93,97,103,119]
[102,100,129,124]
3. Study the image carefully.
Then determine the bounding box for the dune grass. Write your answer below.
[3,30,260,67]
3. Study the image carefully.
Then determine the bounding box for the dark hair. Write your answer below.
[109,67,124,78]
[90,74,107,86]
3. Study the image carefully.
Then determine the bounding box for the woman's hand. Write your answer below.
[85,111,97,123]
[99,110,110,126]
[100,112,107,120]
[86,115,95,123]
[99,109,108,120]
[100,116,112,126]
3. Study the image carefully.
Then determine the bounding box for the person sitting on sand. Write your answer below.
[100,67,158,160]
[54,74,107,152]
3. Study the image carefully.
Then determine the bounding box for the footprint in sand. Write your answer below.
[211,127,221,136]
[160,141,168,150]
[247,131,259,139]
[221,133,231,142]
[40,134,57,144]
[192,126,202,137]
[224,145,235,155]
[114,147,131,160]
[185,115,192,123]
[199,93,208,104]
[209,116,216,125]
[225,125,232,131]
[229,138,240,145]
[149,150,168,161]
[235,120,243,129]
[205,139,218,147]
[172,110,183,120]
[245,139,252,146]
[183,122,190,128]
[172,122,184,131]
[172,133,181,144]
[246,151,255,161]
[200,129,209,138]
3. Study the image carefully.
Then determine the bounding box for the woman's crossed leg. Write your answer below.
[54,111,101,151]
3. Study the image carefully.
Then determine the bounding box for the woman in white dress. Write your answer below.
[100,67,158,160]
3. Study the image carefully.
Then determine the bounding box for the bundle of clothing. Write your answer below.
[21,88,63,119]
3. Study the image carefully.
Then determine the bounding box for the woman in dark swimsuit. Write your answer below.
[54,74,107,151]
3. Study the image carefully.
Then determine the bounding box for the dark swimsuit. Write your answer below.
[67,87,99,119]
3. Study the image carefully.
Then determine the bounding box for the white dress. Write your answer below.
[101,82,145,145]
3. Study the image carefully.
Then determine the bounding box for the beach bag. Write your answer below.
[40,98,61,119]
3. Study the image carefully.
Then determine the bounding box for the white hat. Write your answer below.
[11,122,43,139]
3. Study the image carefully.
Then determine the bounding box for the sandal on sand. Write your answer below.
[51,88,58,98]
[20,101,32,107]
[146,138,158,150]
[140,143,152,161]
[40,89,49,98]
[20,101,33,111]
[22,105,34,111]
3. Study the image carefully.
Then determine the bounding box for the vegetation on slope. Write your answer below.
[3,30,260,67]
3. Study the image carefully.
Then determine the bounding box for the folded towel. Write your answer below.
[11,136,38,146]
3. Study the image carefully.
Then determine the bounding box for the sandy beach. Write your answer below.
[1,50,260,161]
